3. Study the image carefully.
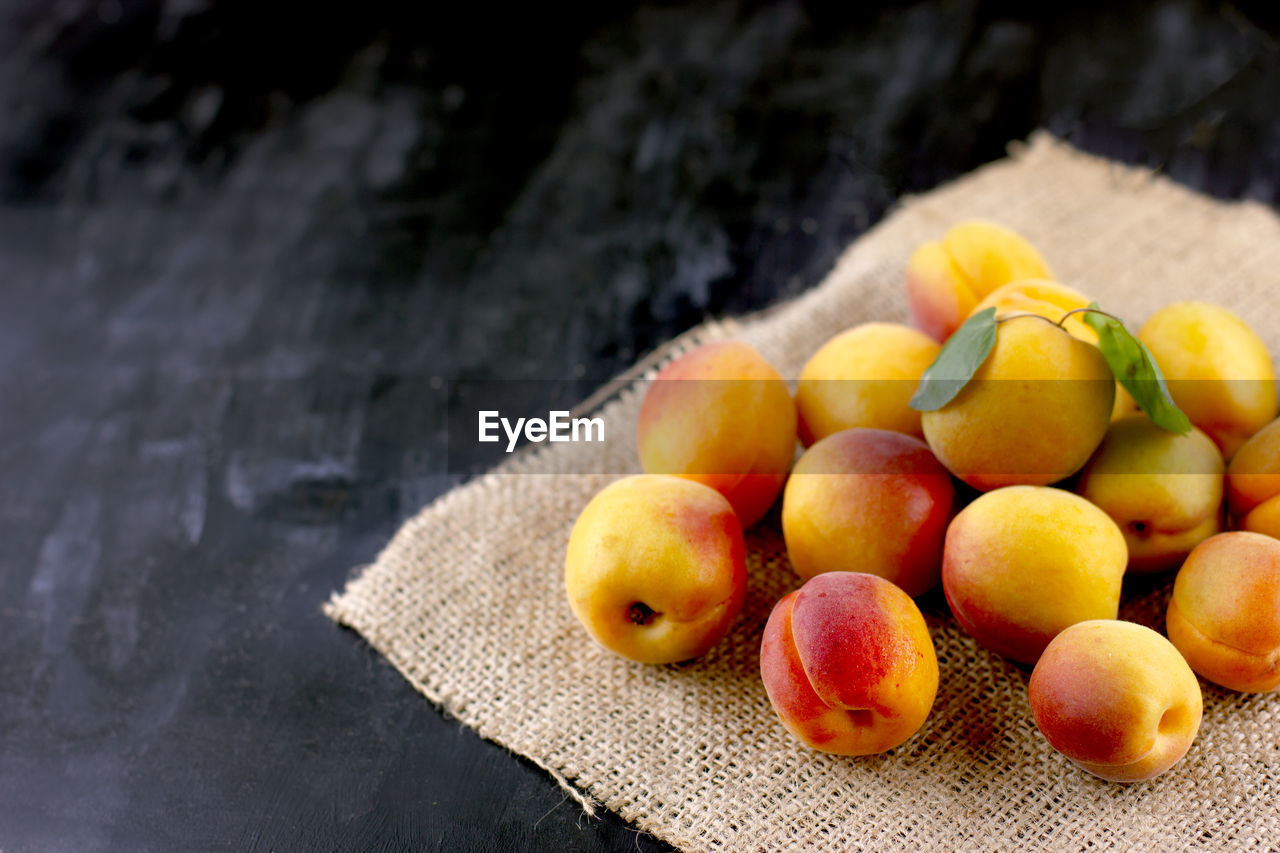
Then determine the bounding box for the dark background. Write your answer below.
[3,1,1280,850]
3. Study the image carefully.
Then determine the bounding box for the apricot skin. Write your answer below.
[942,486,1127,664]
[760,572,938,755]
[1166,532,1280,693]
[1226,416,1280,533]
[921,316,1115,491]
[637,340,797,528]
[795,323,939,445]
[1075,415,1223,573]
[969,279,1095,342]
[781,428,954,596]
[967,279,1131,421]
[1138,302,1277,460]
[1241,497,1280,540]
[1030,620,1203,782]
[906,220,1053,342]
[564,475,746,664]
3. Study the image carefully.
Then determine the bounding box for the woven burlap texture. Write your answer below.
[326,132,1280,852]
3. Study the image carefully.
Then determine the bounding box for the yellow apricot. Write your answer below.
[795,323,939,444]
[921,316,1114,491]
[1075,414,1223,573]
[1138,302,1277,459]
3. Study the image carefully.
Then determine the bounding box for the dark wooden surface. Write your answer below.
[3,2,1280,850]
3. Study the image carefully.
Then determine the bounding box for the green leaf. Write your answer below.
[909,307,998,412]
[1081,302,1192,434]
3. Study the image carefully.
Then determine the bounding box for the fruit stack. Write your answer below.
[563,221,1280,784]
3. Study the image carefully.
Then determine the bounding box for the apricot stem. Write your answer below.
[994,307,1125,329]
[1055,306,1123,327]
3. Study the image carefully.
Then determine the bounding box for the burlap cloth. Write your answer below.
[326,132,1280,851]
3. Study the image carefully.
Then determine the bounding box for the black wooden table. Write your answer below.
[3,2,1279,850]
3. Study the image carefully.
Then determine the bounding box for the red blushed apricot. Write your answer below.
[1167,532,1280,692]
[759,572,938,756]
[905,221,1053,342]
[637,340,796,528]
[905,242,973,344]
[565,475,747,664]
[941,486,1127,664]
[1030,621,1202,783]
[781,429,954,596]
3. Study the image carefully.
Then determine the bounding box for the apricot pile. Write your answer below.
[564,219,1280,782]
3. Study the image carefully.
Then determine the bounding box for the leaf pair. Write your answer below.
[908,303,1191,435]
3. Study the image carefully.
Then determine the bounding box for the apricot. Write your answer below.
[760,572,938,755]
[781,428,954,596]
[1138,302,1277,459]
[795,323,939,445]
[564,475,746,664]
[969,279,1095,342]
[1030,620,1203,782]
[1075,414,1224,573]
[967,279,1131,421]
[1239,497,1280,540]
[921,315,1115,491]
[1166,532,1280,692]
[942,486,1127,664]
[1110,386,1138,422]
[637,340,797,527]
[906,220,1053,342]
[1226,416,1280,536]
